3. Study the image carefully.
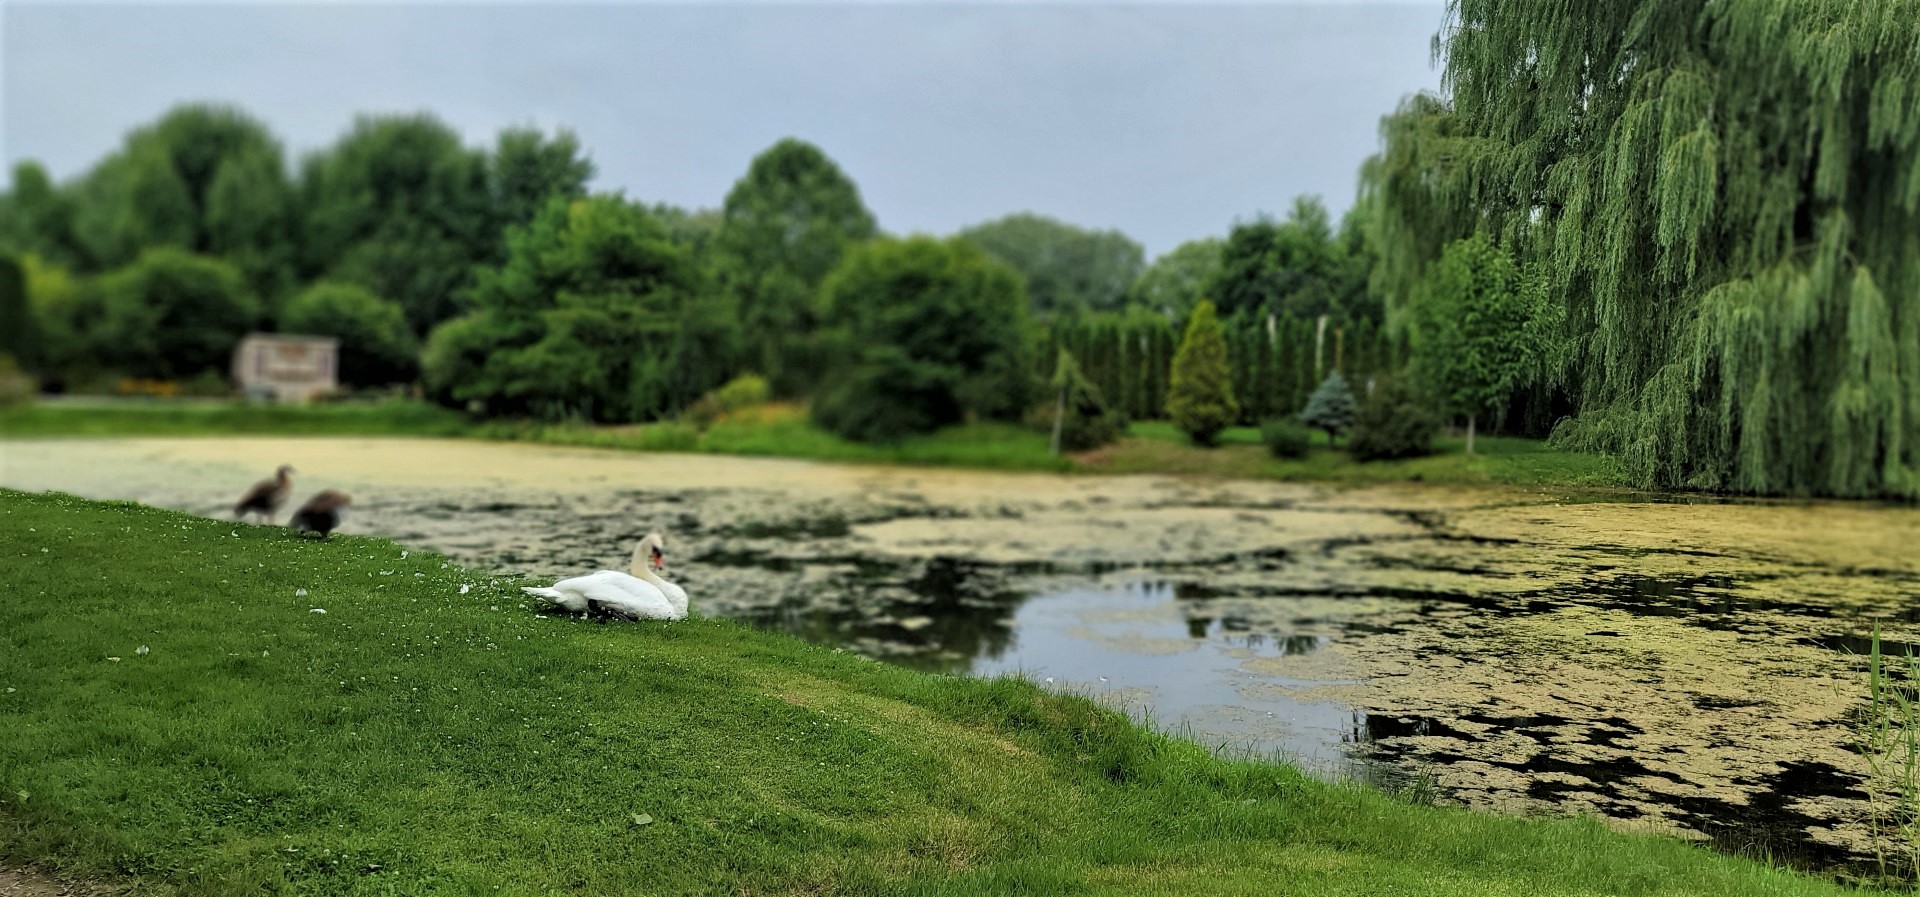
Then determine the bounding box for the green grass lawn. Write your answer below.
[0,491,1887,895]
[0,398,1626,489]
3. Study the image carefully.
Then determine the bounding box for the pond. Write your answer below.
[5,436,1918,877]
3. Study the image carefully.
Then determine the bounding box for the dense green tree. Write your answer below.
[1369,0,1920,497]
[1128,238,1222,321]
[489,127,595,235]
[299,114,493,335]
[957,213,1145,317]
[1299,371,1357,447]
[1407,233,1561,453]
[714,139,877,390]
[60,106,297,301]
[0,255,35,369]
[1208,198,1369,325]
[421,194,735,422]
[1166,299,1238,446]
[0,162,81,266]
[811,236,1034,442]
[90,248,260,380]
[280,282,418,387]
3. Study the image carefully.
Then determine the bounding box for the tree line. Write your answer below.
[0,102,1393,447]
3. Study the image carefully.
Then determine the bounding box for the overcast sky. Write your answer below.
[2,1,1445,257]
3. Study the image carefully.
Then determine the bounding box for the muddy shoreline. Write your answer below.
[5,436,1917,876]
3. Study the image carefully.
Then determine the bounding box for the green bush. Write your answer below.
[1349,377,1440,462]
[811,236,1034,443]
[683,372,772,430]
[280,281,418,387]
[1260,418,1312,459]
[1031,348,1126,452]
[1166,299,1238,446]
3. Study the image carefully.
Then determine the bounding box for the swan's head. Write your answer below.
[277,464,296,479]
[629,531,668,574]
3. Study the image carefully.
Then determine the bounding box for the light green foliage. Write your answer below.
[812,236,1035,443]
[1407,233,1562,450]
[0,255,36,370]
[682,372,773,429]
[422,195,737,422]
[1128,237,1223,320]
[1369,0,1920,497]
[957,212,1145,316]
[714,139,877,391]
[488,126,595,233]
[89,248,260,380]
[279,281,418,387]
[298,113,494,334]
[1167,299,1239,446]
[1299,371,1358,446]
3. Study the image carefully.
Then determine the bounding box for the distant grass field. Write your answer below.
[1,398,1625,488]
[0,491,1886,896]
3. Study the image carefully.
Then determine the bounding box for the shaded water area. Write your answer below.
[5,437,1920,877]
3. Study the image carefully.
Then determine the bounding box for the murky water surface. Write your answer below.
[5,437,1918,874]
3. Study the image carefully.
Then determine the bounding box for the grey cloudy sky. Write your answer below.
[2,1,1444,257]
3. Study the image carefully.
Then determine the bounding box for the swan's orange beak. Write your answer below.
[650,547,665,571]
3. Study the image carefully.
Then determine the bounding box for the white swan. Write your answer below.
[522,532,688,621]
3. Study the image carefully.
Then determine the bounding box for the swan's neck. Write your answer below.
[626,550,670,588]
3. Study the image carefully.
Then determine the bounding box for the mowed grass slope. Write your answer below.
[0,491,1881,896]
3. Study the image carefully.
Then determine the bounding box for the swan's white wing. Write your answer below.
[655,579,690,619]
[583,573,677,621]
[529,571,636,613]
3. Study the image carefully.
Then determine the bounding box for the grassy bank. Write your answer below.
[0,491,1885,895]
[0,398,1625,487]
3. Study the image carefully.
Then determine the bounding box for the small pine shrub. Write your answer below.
[1166,300,1238,447]
[1298,371,1357,446]
[1260,418,1312,459]
[1349,377,1440,462]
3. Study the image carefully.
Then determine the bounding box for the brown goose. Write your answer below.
[289,490,352,539]
[234,465,295,524]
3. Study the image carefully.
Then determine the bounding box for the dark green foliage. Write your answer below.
[89,248,259,380]
[0,255,37,370]
[1207,198,1371,323]
[811,236,1035,443]
[1349,377,1440,462]
[1167,300,1238,446]
[714,139,877,391]
[279,281,418,387]
[489,127,595,234]
[1044,348,1126,452]
[1299,371,1357,446]
[421,195,736,422]
[958,213,1145,316]
[0,161,82,267]
[56,105,298,301]
[1370,0,1920,497]
[298,113,494,334]
[1260,418,1312,459]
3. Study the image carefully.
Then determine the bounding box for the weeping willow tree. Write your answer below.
[1366,0,1920,498]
